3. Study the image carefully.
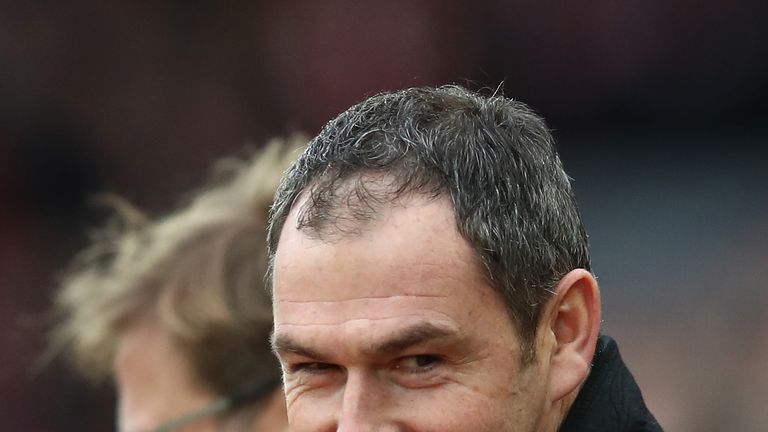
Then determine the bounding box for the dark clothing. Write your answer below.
[559,335,663,432]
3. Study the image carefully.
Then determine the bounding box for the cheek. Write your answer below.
[286,379,516,431]
[286,391,341,431]
[394,386,514,431]
[407,367,549,431]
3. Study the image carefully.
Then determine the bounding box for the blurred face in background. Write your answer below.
[272,196,559,431]
[114,318,289,432]
[114,319,221,432]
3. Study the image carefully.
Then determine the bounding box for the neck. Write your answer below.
[550,386,581,431]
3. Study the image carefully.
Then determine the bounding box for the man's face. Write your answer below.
[272,196,554,431]
[114,319,220,432]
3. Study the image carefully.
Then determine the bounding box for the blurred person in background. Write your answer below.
[267,86,661,431]
[49,135,305,432]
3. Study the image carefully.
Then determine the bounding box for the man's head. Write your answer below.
[268,86,601,431]
[53,136,304,431]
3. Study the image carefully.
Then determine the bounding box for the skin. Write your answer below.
[114,319,288,432]
[272,194,601,432]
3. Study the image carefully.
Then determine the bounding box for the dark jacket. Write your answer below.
[559,335,663,432]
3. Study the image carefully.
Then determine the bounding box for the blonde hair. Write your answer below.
[51,134,305,397]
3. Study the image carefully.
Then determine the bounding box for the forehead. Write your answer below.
[274,195,482,298]
[271,195,510,339]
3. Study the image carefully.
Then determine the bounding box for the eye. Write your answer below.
[394,355,443,373]
[288,362,339,374]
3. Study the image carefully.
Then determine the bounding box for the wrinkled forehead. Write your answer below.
[272,193,489,305]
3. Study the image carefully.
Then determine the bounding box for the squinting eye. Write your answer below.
[395,355,442,373]
[289,362,338,374]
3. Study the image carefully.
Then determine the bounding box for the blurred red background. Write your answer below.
[1,2,766,431]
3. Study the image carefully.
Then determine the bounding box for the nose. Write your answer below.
[336,370,391,432]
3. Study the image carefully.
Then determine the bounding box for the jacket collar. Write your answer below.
[558,335,663,431]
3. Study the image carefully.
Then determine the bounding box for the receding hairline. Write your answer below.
[278,170,445,245]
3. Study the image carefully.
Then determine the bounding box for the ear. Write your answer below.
[543,269,601,402]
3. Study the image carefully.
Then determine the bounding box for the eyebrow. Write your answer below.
[372,322,457,355]
[271,321,461,360]
[271,331,326,360]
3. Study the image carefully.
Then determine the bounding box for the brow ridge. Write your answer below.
[271,321,461,360]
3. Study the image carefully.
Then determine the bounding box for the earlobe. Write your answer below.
[545,269,601,402]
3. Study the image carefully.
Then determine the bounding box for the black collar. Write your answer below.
[559,335,663,432]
